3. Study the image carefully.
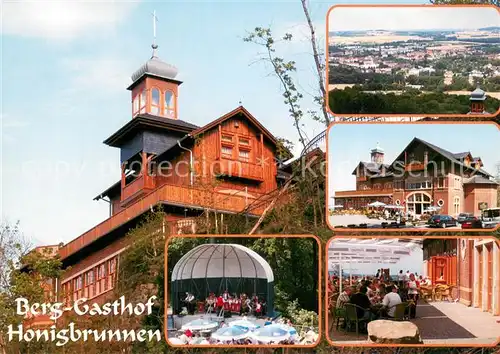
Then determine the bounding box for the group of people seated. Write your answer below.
[329,269,423,332]
[182,290,267,317]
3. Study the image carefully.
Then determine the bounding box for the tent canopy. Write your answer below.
[170,244,275,317]
[328,238,422,268]
[171,243,274,282]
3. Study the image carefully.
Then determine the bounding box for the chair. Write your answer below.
[419,287,433,302]
[392,302,409,321]
[434,285,448,301]
[343,303,368,336]
[380,302,408,321]
[334,307,346,331]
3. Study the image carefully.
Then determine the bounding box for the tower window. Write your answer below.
[133,95,139,116]
[140,90,147,114]
[164,91,175,118]
[151,88,160,115]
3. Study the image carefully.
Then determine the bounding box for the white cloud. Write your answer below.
[1,0,139,40]
[60,56,133,94]
[1,114,29,144]
[328,6,500,31]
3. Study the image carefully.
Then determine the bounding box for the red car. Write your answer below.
[460,216,482,229]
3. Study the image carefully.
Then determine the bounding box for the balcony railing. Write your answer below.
[405,162,426,172]
[216,158,264,182]
[335,189,393,197]
[121,175,155,204]
[59,183,270,260]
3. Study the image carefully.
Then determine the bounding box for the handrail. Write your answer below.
[59,182,270,260]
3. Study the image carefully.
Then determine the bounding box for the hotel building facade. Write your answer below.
[333,137,499,217]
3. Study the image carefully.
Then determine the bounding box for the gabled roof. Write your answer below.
[190,106,280,147]
[389,137,492,178]
[452,152,472,160]
[151,106,292,164]
[351,161,390,176]
[464,175,498,185]
[103,113,199,147]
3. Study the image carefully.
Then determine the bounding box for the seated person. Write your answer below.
[381,285,402,318]
[336,286,353,310]
[349,286,373,320]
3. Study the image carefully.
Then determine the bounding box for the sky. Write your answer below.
[0,0,481,247]
[328,6,500,32]
[328,123,500,199]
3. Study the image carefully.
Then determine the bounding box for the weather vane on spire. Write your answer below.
[151,10,159,57]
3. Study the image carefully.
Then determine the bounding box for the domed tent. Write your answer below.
[170,244,274,316]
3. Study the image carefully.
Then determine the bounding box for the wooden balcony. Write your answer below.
[121,175,155,205]
[405,162,426,172]
[216,158,264,182]
[59,183,270,260]
[335,189,393,198]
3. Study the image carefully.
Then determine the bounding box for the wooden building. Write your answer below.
[423,238,500,316]
[334,138,498,217]
[28,45,291,325]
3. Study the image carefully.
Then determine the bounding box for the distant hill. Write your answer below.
[479,26,500,31]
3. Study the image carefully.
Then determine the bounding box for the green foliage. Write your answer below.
[0,221,63,354]
[284,299,318,328]
[329,87,500,114]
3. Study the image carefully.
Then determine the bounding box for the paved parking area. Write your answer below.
[329,215,461,229]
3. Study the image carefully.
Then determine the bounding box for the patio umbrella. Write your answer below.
[368,201,386,207]
[181,319,219,332]
[168,337,186,345]
[250,324,291,343]
[228,319,261,331]
[211,326,250,342]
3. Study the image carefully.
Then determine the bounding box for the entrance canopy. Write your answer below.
[171,244,274,316]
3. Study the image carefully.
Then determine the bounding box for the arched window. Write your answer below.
[133,95,139,116]
[406,192,431,216]
[164,90,175,118]
[151,88,160,115]
[453,196,460,215]
[139,90,147,114]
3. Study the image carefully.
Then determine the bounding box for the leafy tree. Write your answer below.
[1,221,63,354]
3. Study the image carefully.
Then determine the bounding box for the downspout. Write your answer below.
[95,196,112,217]
[178,138,193,186]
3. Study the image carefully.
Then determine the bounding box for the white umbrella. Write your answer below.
[368,201,386,207]
[211,326,250,342]
[250,324,291,344]
[181,319,219,332]
[168,337,186,345]
[228,319,260,331]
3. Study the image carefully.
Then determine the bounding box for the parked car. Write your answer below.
[460,216,482,229]
[427,215,458,228]
[457,213,473,223]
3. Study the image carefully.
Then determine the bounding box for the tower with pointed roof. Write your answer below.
[469,86,487,114]
[370,142,384,164]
